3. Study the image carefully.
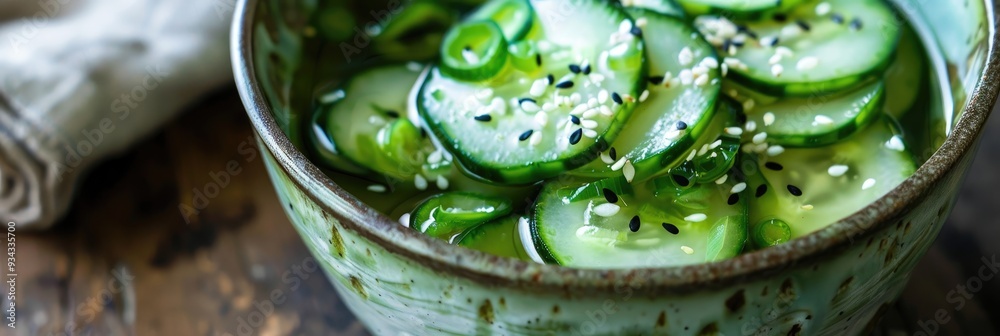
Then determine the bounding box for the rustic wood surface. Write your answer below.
[8,89,1000,335]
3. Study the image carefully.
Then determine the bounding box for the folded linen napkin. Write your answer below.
[0,0,233,229]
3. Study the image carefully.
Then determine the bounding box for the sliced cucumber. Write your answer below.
[373,0,459,62]
[739,80,885,147]
[622,0,686,18]
[419,0,646,184]
[317,65,452,181]
[695,0,900,96]
[677,0,806,18]
[744,119,916,237]
[457,216,533,260]
[410,192,513,242]
[884,26,925,119]
[532,176,748,268]
[467,0,534,41]
[570,9,720,180]
[440,20,511,82]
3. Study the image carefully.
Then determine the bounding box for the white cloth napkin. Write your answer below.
[0,0,233,229]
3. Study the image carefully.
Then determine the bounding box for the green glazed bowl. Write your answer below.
[232,1,1000,334]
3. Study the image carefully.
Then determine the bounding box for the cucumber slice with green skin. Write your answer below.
[440,21,511,82]
[750,218,791,249]
[373,0,459,62]
[622,0,685,18]
[457,216,533,260]
[695,0,900,96]
[418,0,646,185]
[318,65,452,181]
[410,192,513,242]
[740,80,885,147]
[743,119,916,237]
[884,26,925,119]
[570,9,720,180]
[531,175,748,268]
[675,0,805,18]
[467,0,534,41]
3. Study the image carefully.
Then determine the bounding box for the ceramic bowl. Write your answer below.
[232,1,1000,334]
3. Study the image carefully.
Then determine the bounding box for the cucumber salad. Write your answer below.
[309,0,933,268]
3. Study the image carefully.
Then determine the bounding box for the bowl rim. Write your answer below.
[232,0,1000,293]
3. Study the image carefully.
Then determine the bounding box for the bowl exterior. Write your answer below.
[235,0,997,334]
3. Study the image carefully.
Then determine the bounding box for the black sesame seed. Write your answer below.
[420,128,428,138]
[662,223,679,235]
[675,121,688,130]
[831,13,845,24]
[765,162,784,171]
[773,13,788,22]
[609,147,618,161]
[582,64,592,75]
[766,37,780,47]
[569,128,583,145]
[556,80,574,89]
[536,54,543,66]
[629,215,641,232]
[611,92,624,105]
[672,174,690,187]
[630,26,643,37]
[386,110,400,118]
[464,45,473,52]
[755,184,768,198]
[519,130,534,141]
[849,18,863,30]
[474,114,492,122]
[736,112,748,125]
[728,193,740,205]
[649,76,665,85]
[518,97,537,105]
[787,185,803,196]
[732,40,745,47]
[602,188,619,204]
[547,74,556,85]
[569,64,582,74]
[722,39,733,52]
[570,115,581,125]
[795,20,812,31]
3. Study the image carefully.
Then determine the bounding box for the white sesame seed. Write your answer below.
[679,69,694,85]
[815,2,832,15]
[414,174,428,190]
[368,115,387,125]
[570,93,583,105]
[427,150,443,164]
[542,102,557,112]
[583,129,598,138]
[731,182,747,194]
[685,213,708,222]
[780,25,801,38]
[666,130,681,139]
[600,106,614,116]
[367,185,387,193]
[475,88,494,101]
[667,78,681,88]
[813,115,834,126]
[769,53,783,65]
[598,90,610,104]
[692,65,709,76]
[399,213,411,226]
[776,46,794,57]
[763,112,776,126]
[623,160,636,183]
[571,104,589,115]
[886,136,906,151]
[639,90,650,102]
[600,152,615,164]
[760,36,778,48]
[686,149,697,161]
[797,56,819,71]
[583,109,600,119]
[593,203,622,217]
[721,63,729,77]
[681,246,695,255]
[436,175,450,189]
[679,47,694,66]
[490,97,507,115]
[698,144,709,156]
[636,17,648,28]
[752,132,768,144]
[521,100,541,113]
[709,139,723,149]
[701,57,719,69]
[694,75,710,86]
[767,145,785,157]
[771,64,784,77]
[862,178,877,190]
[611,157,628,171]
[581,119,599,129]
[801,204,815,211]
[743,99,756,112]
[745,120,758,132]
[715,175,729,185]
[828,164,849,177]
[534,112,549,127]
[530,131,543,146]
[725,127,744,136]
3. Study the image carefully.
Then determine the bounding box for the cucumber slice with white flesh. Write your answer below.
[884,26,925,119]
[695,0,900,96]
[571,9,720,180]
[410,192,513,242]
[738,80,885,147]
[622,0,686,18]
[743,119,916,237]
[676,0,805,18]
[373,1,459,62]
[457,216,533,260]
[318,65,452,181]
[467,0,534,41]
[532,175,749,268]
[418,0,646,185]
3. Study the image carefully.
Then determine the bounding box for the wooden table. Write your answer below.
[11,89,1000,335]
